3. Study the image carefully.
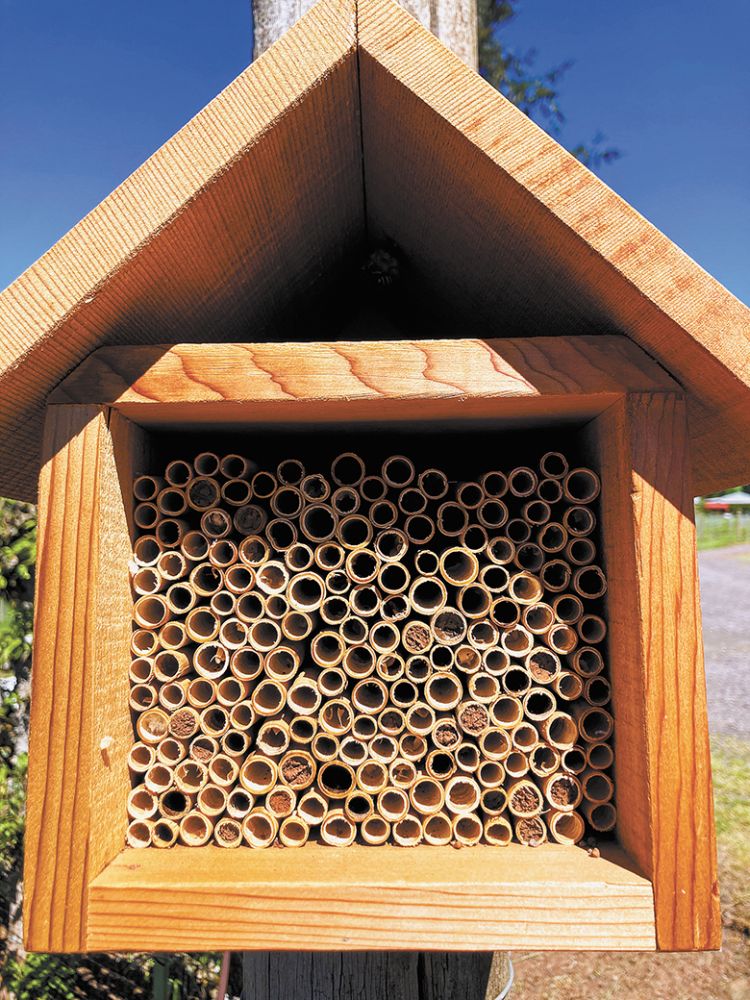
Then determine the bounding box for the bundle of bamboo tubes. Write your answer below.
[127,449,614,849]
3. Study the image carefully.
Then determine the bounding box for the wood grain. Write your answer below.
[582,394,720,951]
[88,844,655,951]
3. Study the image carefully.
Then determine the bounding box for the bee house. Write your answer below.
[1,0,748,958]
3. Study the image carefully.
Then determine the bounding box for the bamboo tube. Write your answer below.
[402,620,433,655]
[528,744,560,778]
[186,477,221,513]
[282,610,313,642]
[310,631,345,668]
[257,720,291,757]
[270,484,305,520]
[500,667,531,699]
[158,621,187,651]
[504,751,529,779]
[479,727,512,761]
[453,700,488,737]
[251,679,286,717]
[297,789,329,826]
[128,742,156,775]
[564,505,596,537]
[349,678,386,715]
[157,550,187,582]
[389,758,418,789]
[587,741,614,770]
[228,699,255,731]
[185,607,220,643]
[127,786,159,821]
[407,653,433,681]
[405,702,436,736]
[547,810,585,846]
[321,810,357,847]
[189,563,224,598]
[430,607,467,646]
[229,649,264,683]
[356,760,389,795]
[397,487,427,517]
[330,452,366,487]
[311,733,339,762]
[300,503,338,543]
[537,477,563,504]
[553,671,584,702]
[255,561,289,597]
[423,673,462,711]
[409,777,446,816]
[478,470,507,497]
[370,499,398,530]
[458,526,487,558]
[265,517,297,552]
[337,514,372,550]
[560,746,588,775]
[456,583,491,620]
[539,559,571,593]
[582,800,617,832]
[484,536,514,567]
[320,595,349,626]
[523,687,557,723]
[542,773,583,812]
[284,542,314,574]
[137,707,170,745]
[507,779,544,818]
[264,645,300,682]
[354,713,380,740]
[133,502,158,535]
[186,679,216,711]
[479,565,509,596]
[368,735,398,765]
[376,652,405,682]
[477,498,508,531]
[480,787,508,816]
[368,621,399,655]
[133,535,161,568]
[564,467,601,504]
[222,729,251,758]
[344,790,374,824]
[247,619,281,654]
[578,614,607,645]
[286,677,321,717]
[566,537,597,568]
[264,593,288,620]
[436,502,468,537]
[425,749,456,780]
[584,676,612,707]
[438,547,478,587]
[484,815,513,847]
[537,521,569,556]
[326,568,350,595]
[332,485,361,517]
[159,681,191,712]
[444,776,480,815]
[159,789,194,821]
[158,486,189,517]
[193,642,229,681]
[430,718,460,751]
[524,648,560,686]
[514,543,544,574]
[279,750,317,790]
[289,715,317,744]
[235,592,265,624]
[572,646,604,678]
[511,721,538,752]
[514,816,547,846]
[574,705,614,743]
[189,735,218,764]
[126,819,153,848]
[522,499,551,527]
[208,539,238,569]
[129,683,157,712]
[265,785,296,819]
[201,507,233,539]
[134,475,164,502]
[149,816,182,853]
[362,815,391,845]
[360,474,388,502]
[217,618,248,652]
[508,467,538,497]
[339,736,368,767]
[300,472,331,502]
[500,627,533,661]
[197,784,228,818]
[507,572,543,606]
[279,816,310,848]
[242,809,278,848]
[377,562,410,596]
[276,457,304,486]
[240,756,278,795]
[318,667,347,698]
[174,759,209,795]
[489,597,520,631]
[226,788,254,819]
[392,814,423,847]
[546,623,578,656]
[180,811,214,847]
[133,594,171,630]
[349,584,381,618]
[489,693,524,730]
[540,711,578,749]
[452,812,483,846]
[581,769,614,804]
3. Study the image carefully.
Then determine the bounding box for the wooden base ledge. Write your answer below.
[87,844,655,952]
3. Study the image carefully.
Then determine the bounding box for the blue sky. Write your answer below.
[1,1,748,304]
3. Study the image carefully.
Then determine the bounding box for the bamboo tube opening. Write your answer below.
[456,584,491,619]
[437,502,468,537]
[432,644,456,670]
[289,716,317,744]
[257,721,291,757]
[265,518,296,552]
[130,683,157,711]
[576,707,614,743]
[194,642,229,680]
[564,505,596,537]
[134,475,163,502]
[468,673,499,703]
[266,786,296,819]
[310,630,345,667]
[404,655,430,683]
[507,779,544,818]
[511,722,539,752]
[180,530,209,563]
[249,471,276,500]
[279,816,310,848]
[352,679,388,715]
[265,593,287,619]
[479,565,509,595]
[248,619,281,653]
[330,452,365,487]
[134,595,170,630]
[378,787,410,823]
[126,819,153,849]
[264,647,299,682]
[561,747,587,775]
[352,714,378,740]
[222,729,251,757]
[398,487,427,515]
[483,648,510,676]
[297,789,328,825]
[215,816,243,848]
[134,503,159,531]
[564,468,601,504]
[431,719,460,751]
[237,536,268,569]
[452,812,482,845]
[410,777,445,815]
[342,791,372,824]
[508,467,537,497]
[160,789,193,820]
[230,649,263,683]
[478,470,507,498]
[377,652,405,681]
[185,607,220,642]
[523,688,556,722]
[582,770,614,803]
[128,743,156,773]
[572,646,604,677]
[186,679,216,710]
[426,749,456,779]
[484,815,513,846]
[539,559,571,592]
[158,487,189,517]
[137,707,170,744]
[501,627,533,659]
[548,810,585,845]
[189,735,218,764]
[318,667,347,698]
[190,452,218,477]
[346,548,379,585]
[254,561,287,596]
[357,760,389,794]
[299,503,338,543]
[338,514,372,550]
[240,756,278,794]
[583,801,617,832]
[157,550,187,582]
[477,760,504,788]
[567,537,597,568]
[370,499,398,529]
[515,816,547,846]
[410,578,448,616]
[287,679,321,716]
[321,810,357,847]
[543,773,583,812]
[242,809,278,848]
[158,622,186,650]
[445,776,480,814]
[423,673,462,711]
[201,507,233,539]
[500,668,530,699]
[284,542,313,574]
[392,815,423,847]
[514,544,544,575]
[401,733,429,760]
[390,758,417,788]
[282,610,313,642]
[439,547,479,586]
[537,523,568,555]
[547,623,578,655]
[538,478,563,504]
[552,594,584,624]
[165,583,195,616]
[485,536,514,566]
[542,712,578,749]
[554,671,584,701]
[479,728,511,762]
[133,535,161,568]
[208,539,238,569]
[187,477,221,512]
[160,681,189,711]
[272,486,305,519]
[360,475,387,502]
[311,733,339,762]
[219,618,248,651]
[319,699,353,736]
[402,509,434,544]
[197,784,227,817]
[350,584,381,618]
[222,479,253,507]
[578,613,607,644]
[174,760,208,794]
[414,550,440,577]
[508,572,543,606]
[489,695,523,729]
[539,451,568,479]
[227,788,254,819]
[300,472,330,502]
[339,736,368,766]
[405,703,435,736]
[402,620,433,654]
[529,744,560,778]
[522,500,551,527]
[378,561,410,595]
[587,742,614,770]
[277,458,305,486]
[190,563,223,597]
[431,607,467,646]
[476,497,508,530]
[453,700,488,736]
[525,648,559,685]
[584,676,611,707]
[251,679,286,716]
[489,598,519,630]
[319,761,356,799]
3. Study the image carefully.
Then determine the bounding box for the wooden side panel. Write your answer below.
[88,844,655,952]
[23,406,106,951]
[583,394,720,951]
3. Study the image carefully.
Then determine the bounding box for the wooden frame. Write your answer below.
[25,337,719,953]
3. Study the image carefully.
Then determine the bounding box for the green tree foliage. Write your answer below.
[478,0,619,168]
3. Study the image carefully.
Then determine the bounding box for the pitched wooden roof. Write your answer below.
[1,0,748,500]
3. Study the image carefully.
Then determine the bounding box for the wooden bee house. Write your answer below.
[1,0,748,957]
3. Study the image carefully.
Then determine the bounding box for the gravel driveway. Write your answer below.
[698,544,750,738]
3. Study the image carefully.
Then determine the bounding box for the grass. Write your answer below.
[696,512,750,551]
[711,735,750,934]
